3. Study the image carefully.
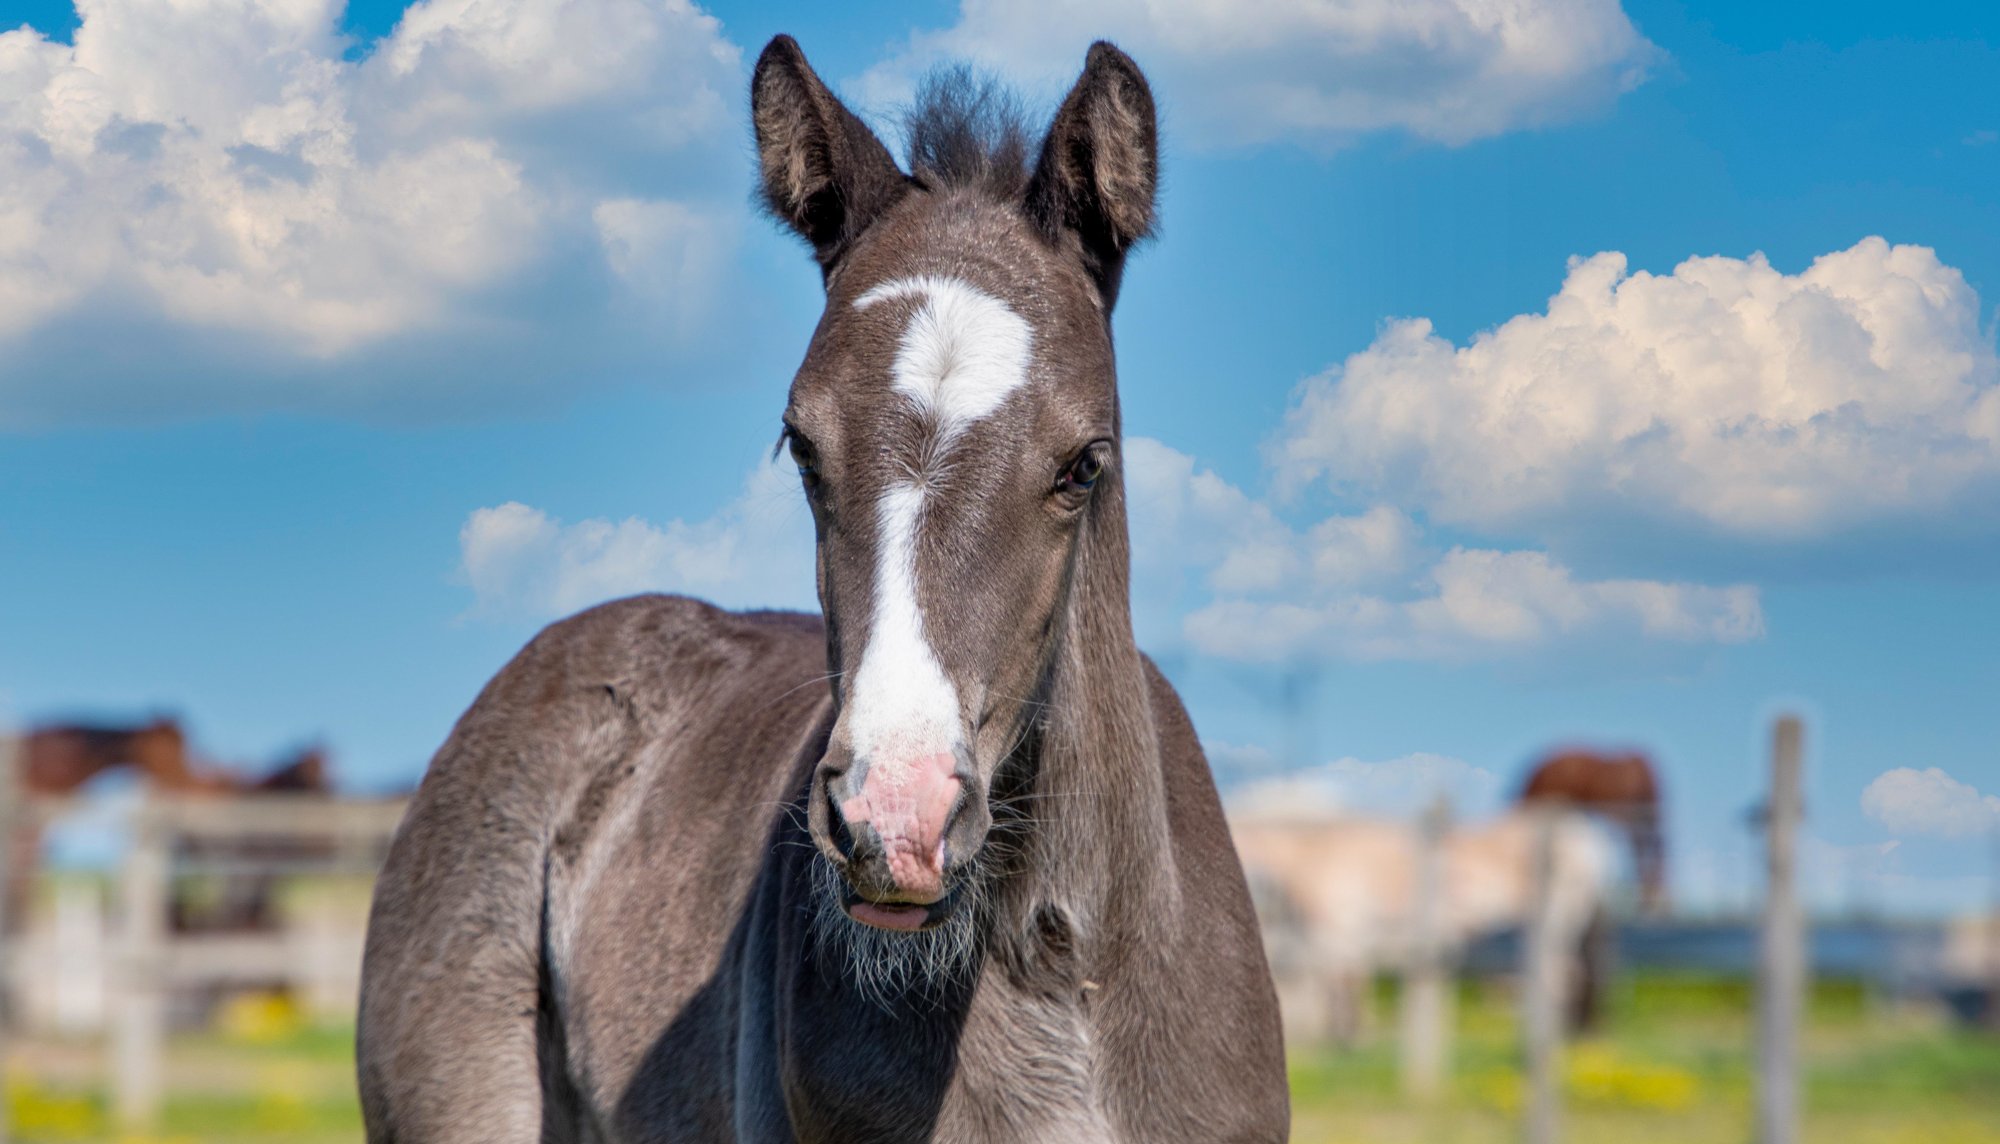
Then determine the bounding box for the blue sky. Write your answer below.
[2,0,1997,913]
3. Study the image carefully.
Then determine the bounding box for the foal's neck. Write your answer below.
[1002,486,1180,957]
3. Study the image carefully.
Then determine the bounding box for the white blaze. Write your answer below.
[845,276,1034,766]
[847,483,959,761]
[855,275,1035,448]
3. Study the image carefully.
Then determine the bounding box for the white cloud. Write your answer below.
[1227,752,1501,819]
[1126,435,1315,587]
[1125,437,1762,663]
[1784,832,1998,917]
[1277,238,2000,542]
[1862,767,2000,839]
[380,0,730,132]
[857,0,1656,148]
[1123,436,1422,633]
[0,0,742,422]
[591,197,737,334]
[458,455,814,620]
[1187,548,1761,663]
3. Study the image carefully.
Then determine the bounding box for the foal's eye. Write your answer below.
[1056,446,1107,496]
[787,431,818,481]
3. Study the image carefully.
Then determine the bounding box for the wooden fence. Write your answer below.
[0,760,406,1134]
[1389,714,1811,1144]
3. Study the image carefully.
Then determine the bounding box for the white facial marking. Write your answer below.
[853,275,1035,450]
[845,276,1035,773]
[847,481,958,769]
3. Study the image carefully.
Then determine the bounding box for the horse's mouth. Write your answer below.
[842,883,965,933]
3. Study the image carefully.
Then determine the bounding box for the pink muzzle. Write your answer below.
[837,750,961,900]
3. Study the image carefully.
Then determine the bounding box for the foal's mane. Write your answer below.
[903,67,1033,199]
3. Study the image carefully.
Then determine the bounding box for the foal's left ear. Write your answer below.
[1024,42,1159,310]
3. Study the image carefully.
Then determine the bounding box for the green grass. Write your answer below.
[7,1005,362,1144]
[1289,975,2000,1144]
[6,974,1996,1142]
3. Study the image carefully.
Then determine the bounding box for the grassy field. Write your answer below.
[5,975,1995,1142]
[8,1022,360,1144]
[1289,975,2000,1144]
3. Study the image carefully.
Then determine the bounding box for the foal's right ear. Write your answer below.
[1025,42,1160,311]
[752,36,909,274]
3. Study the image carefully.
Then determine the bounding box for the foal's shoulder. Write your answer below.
[532,593,823,662]
[550,593,825,679]
[500,594,820,709]
[451,594,824,738]
[413,595,824,808]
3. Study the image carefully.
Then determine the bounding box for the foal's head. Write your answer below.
[752,36,1158,940]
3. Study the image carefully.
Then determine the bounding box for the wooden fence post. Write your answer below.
[1522,805,1563,1144]
[1758,715,1806,1144]
[1402,794,1453,1098]
[53,879,106,1034]
[114,796,168,1133]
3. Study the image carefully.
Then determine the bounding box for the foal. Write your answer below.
[359,37,1288,1142]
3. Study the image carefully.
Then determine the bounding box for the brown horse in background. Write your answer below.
[11,719,337,934]
[20,718,217,794]
[19,718,333,798]
[1519,749,1665,912]
[8,719,208,934]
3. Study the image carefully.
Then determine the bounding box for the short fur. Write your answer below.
[359,37,1287,1143]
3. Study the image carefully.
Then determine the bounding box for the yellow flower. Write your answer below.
[215,990,307,1044]
[1563,1043,1699,1111]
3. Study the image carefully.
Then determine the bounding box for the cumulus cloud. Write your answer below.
[0,0,742,423]
[1277,238,2000,543]
[856,0,1656,148]
[1127,436,1420,597]
[458,455,814,621]
[1227,752,1501,819]
[1862,767,2000,839]
[1126,437,1762,663]
[1185,549,1761,663]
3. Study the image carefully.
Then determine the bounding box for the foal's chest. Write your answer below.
[769,965,1116,1144]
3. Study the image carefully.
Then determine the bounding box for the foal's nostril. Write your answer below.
[936,796,967,870]
[824,780,856,862]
